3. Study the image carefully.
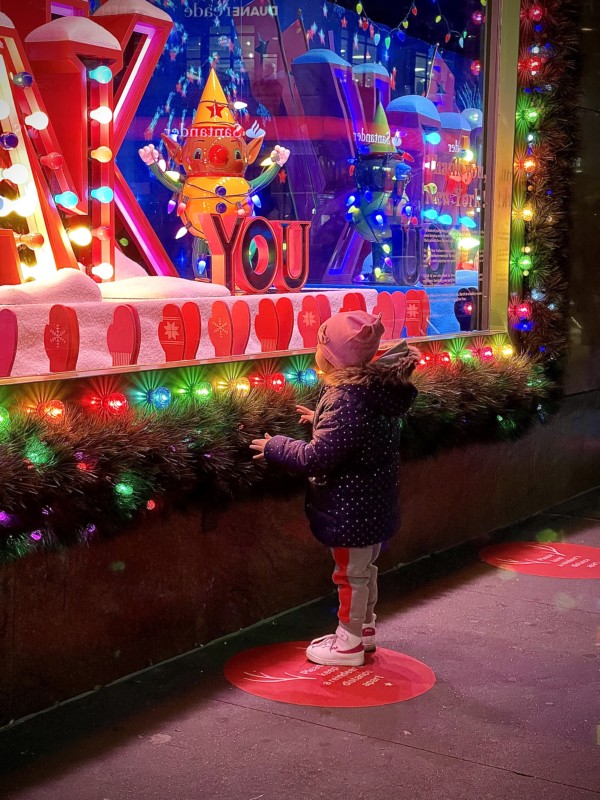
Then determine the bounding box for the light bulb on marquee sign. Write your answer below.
[89,106,113,124]
[2,164,28,184]
[24,111,49,130]
[68,227,93,247]
[91,262,114,280]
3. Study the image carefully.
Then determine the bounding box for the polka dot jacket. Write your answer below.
[264,345,419,548]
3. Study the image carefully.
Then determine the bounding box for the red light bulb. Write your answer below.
[103,392,128,415]
[249,375,265,389]
[91,226,111,241]
[528,4,544,22]
[266,372,285,392]
[40,152,64,170]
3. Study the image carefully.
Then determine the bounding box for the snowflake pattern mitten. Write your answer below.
[208,300,233,357]
[44,304,79,373]
[159,304,186,362]
[297,295,320,348]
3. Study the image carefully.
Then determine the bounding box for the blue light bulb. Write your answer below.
[0,132,18,150]
[425,131,441,145]
[12,71,33,88]
[54,191,79,209]
[423,209,438,220]
[438,214,453,225]
[346,195,356,206]
[299,368,318,386]
[147,387,172,410]
[90,186,114,203]
[89,66,113,84]
[458,216,477,229]
[251,194,261,208]
[375,214,384,225]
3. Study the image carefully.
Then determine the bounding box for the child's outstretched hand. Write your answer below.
[296,405,314,425]
[250,433,272,461]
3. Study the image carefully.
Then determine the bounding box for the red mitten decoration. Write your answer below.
[276,297,294,351]
[341,292,366,312]
[372,292,394,340]
[158,304,186,362]
[392,292,406,339]
[419,289,431,335]
[44,305,79,373]
[255,298,279,352]
[231,300,251,356]
[297,295,321,348]
[208,300,233,357]
[107,304,141,366]
[181,302,201,360]
[315,294,332,324]
[0,309,18,377]
[405,289,426,337]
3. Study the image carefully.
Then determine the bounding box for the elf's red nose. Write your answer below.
[208,145,229,166]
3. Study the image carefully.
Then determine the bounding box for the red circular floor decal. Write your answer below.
[480,541,600,578]
[223,642,435,708]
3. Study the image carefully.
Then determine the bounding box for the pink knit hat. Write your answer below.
[317,311,385,369]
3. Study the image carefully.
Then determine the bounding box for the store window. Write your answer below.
[119,0,490,339]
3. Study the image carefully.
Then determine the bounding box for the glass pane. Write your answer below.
[120,0,488,338]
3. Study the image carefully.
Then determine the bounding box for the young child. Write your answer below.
[250,310,419,667]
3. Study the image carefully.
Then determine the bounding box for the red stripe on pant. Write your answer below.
[332,547,351,624]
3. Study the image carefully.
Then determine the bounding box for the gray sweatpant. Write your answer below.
[331,544,382,637]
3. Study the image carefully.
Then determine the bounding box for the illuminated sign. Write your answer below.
[184,4,279,17]
[201,214,311,294]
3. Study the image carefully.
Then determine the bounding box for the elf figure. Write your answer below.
[348,102,412,283]
[139,69,290,275]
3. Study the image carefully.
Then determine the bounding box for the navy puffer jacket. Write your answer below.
[264,346,419,548]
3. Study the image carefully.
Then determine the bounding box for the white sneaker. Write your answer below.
[362,614,377,652]
[306,626,365,666]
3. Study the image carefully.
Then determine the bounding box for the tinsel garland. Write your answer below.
[0,357,551,563]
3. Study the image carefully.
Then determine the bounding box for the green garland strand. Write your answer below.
[0,357,551,563]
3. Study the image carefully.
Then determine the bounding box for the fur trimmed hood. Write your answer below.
[323,341,420,417]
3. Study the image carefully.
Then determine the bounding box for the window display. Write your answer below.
[119,0,489,338]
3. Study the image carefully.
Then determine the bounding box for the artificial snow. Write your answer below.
[98,275,231,300]
[0,268,102,305]
[93,0,172,22]
[114,249,150,280]
[25,16,121,51]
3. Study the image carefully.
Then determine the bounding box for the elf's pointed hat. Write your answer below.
[365,102,393,154]
[193,69,236,127]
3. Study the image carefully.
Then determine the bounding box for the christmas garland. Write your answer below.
[509,0,580,368]
[0,0,580,563]
[0,355,550,563]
